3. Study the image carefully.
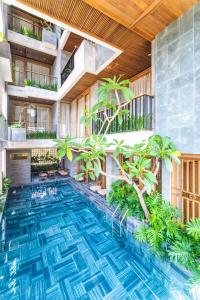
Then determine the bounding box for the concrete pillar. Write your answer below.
[64,153,79,177]
[106,154,121,198]
[161,162,172,202]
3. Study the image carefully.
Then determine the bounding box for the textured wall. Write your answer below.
[106,154,121,197]
[154,3,200,154]
[6,150,31,186]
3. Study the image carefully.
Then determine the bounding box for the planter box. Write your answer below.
[126,216,143,232]
[42,28,57,50]
[0,42,12,82]
[9,127,26,141]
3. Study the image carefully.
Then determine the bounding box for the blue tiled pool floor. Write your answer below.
[0,182,190,299]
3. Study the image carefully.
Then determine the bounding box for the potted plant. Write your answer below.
[41,21,57,50]
[8,123,26,141]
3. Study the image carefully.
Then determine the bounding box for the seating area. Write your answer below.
[38,169,68,181]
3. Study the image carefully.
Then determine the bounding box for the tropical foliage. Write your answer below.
[0,178,11,212]
[55,77,200,284]
[27,130,56,139]
[108,180,144,220]
[20,26,42,40]
[56,77,180,221]
[24,79,57,91]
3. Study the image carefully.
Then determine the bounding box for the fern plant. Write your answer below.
[186,218,200,240]
[168,237,195,268]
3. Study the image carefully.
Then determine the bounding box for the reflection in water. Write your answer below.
[8,258,17,295]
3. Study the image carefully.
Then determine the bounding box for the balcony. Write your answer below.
[8,70,58,100]
[7,14,57,56]
[92,95,154,134]
[7,122,56,149]
[58,38,121,101]
[8,14,43,41]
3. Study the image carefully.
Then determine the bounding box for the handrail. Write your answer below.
[9,121,56,132]
[8,13,44,41]
[61,48,77,85]
[92,94,154,134]
[27,70,58,81]
[12,70,58,88]
[8,13,43,30]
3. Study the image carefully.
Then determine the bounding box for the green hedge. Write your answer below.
[24,79,58,91]
[27,131,56,139]
[31,163,58,173]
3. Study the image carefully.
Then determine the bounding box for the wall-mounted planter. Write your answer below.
[0,42,12,82]
[42,28,57,50]
[8,127,26,141]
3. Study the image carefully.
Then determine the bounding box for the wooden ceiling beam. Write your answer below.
[129,0,164,29]
[82,0,153,41]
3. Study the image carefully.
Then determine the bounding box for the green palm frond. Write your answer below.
[186,218,200,240]
[134,225,147,243]
[168,238,194,267]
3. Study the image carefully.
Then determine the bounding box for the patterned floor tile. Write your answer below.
[0,181,192,300]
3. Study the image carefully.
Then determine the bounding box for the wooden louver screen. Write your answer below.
[172,154,200,222]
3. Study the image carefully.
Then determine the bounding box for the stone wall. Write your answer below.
[6,150,31,186]
[154,3,200,154]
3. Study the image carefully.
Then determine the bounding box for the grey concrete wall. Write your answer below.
[106,154,121,198]
[154,3,200,154]
[6,150,31,186]
[95,44,114,72]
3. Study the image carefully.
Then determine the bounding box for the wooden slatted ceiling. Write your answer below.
[10,43,55,65]
[82,0,198,40]
[17,0,151,80]
[64,32,84,53]
[17,0,197,100]
[64,73,97,101]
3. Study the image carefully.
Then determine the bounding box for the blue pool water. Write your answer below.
[0,181,192,299]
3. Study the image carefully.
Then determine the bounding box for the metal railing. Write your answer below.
[61,49,77,85]
[9,121,56,133]
[12,70,58,91]
[92,95,154,134]
[8,14,43,41]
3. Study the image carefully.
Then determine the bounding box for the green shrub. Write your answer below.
[24,79,57,91]
[31,163,58,173]
[27,131,56,139]
[109,181,200,285]
[10,123,23,128]
[20,26,42,41]
[0,177,11,212]
[134,192,200,284]
[2,177,11,193]
[108,180,144,220]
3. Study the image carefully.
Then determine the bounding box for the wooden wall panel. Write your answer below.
[172,154,200,222]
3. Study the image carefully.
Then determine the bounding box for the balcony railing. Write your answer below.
[92,95,154,134]
[12,70,58,91]
[9,121,57,139]
[61,49,77,85]
[8,14,43,41]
